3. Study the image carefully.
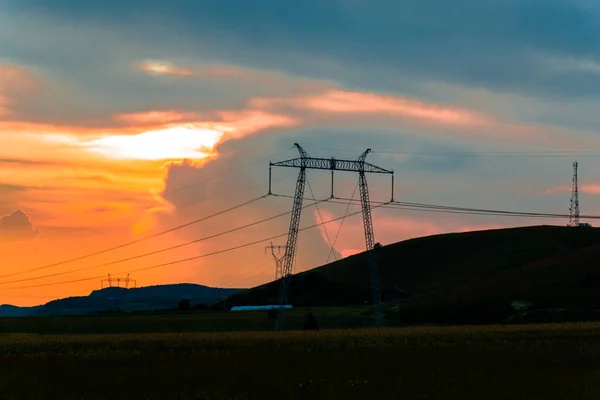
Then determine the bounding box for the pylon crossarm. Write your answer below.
[270,157,392,174]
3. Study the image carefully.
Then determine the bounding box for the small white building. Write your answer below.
[229,305,293,312]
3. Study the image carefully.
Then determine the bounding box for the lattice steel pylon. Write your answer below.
[269,143,393,330]
[266,242,288,280]
[569,161,580,227]
[101,273,136,289]
[357,149,383,326]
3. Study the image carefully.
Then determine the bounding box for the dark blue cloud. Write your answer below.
[7,0,600,98]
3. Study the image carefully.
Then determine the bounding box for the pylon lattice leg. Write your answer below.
[358,171,383,327]
[569,161,579,226]
[275,167,306,331]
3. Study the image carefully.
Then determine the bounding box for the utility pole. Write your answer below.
[269,143,394,330]
[266,242,288,280]
[569,161,580,227]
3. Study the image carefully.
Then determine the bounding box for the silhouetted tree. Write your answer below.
[303,311,319,331]
[178,298,191,311]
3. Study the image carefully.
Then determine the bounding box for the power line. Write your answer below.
[322,147,600,158]
[0,195,267,280]
[0,203,384,291]
[389,200,597,219]
[0,199,328,286]
[32,149,294,240]
[375,150,600,158]
[215,262,271,289]
[210,252,265,287]
[11,187,599,291]
[327,180,359,263]
[176,172,296,210]
[306,178,337,262]
[271,192,600,220]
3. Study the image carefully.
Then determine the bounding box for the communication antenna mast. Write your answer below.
[269,143,394,330]
[266,242,288,280]
[569,161,580,227]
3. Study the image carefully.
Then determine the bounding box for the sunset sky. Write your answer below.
[2,1,600,306]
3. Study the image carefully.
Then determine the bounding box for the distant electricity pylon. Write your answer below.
[569,161,580,227]
[266,242,288,280]
[101,273,137,289]
[268,143,394,331]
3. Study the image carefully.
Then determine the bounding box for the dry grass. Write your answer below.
[1,322,600,399]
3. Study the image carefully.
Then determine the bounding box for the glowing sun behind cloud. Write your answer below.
[86,125,224,160]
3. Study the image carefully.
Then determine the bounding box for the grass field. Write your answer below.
[1,322,600,399]
[0,306,378,334]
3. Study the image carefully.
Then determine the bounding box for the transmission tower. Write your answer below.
[101,273,136,289]
[101,273,113,289]
[269,143,394,330]
[266,242,288,280]
[569,161,580,227]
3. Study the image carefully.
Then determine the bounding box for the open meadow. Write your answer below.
[1,320,600,399]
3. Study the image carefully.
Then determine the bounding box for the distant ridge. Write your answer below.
[223,225,600,323]
[0,283,241,317]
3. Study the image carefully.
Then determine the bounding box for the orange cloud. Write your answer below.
[0,64,37,92]
[114,110,200,126]
[544,184,600,195]
[136,61,266,79]
[252,89,488,126]
[204,65,258,78]
[124,61,576,146]
[83,125,224,161]
[115,109,297,139]
[135,60,335,95]
[38,111,296,162]
[214,110,298,138]
[0,94,9,116]
[137,60,197,77]
[0,210,39,241]
[0,63,38,117]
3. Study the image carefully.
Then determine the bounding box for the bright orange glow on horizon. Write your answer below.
[37,125,225,161]
[85,125,224,161]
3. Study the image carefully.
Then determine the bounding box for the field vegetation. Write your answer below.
[0,306,375,334]
[1,322,599,399]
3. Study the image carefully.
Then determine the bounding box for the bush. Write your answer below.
[178,298,191,311]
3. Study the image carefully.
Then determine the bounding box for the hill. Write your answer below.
[222,225,600,323]
[1,283,240,317]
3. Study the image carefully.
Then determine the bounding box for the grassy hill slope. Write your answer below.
[223,225,600,323]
